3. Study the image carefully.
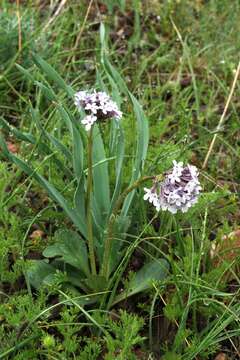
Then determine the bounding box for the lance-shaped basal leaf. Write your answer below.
[32,53,74,97]
[101,54,149,217]
[113,259,169,305]
[92,125,110,223]
[43,230,90,277]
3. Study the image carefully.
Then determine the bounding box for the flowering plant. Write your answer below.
[0,30,201,307]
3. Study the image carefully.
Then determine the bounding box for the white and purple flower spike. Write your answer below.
[74,90,122,131]
[143,161,202,214]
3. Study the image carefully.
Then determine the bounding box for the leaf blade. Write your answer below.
[112,259,169,305]
[32,53,74,97]
[43,230,90,277]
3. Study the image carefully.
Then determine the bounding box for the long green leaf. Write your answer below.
[73,124,84,180]
[0,135,86,237]
[121,93,149,217]
[0,116,35,144]
[34,81,57,101]
[92,125,110,220]
[103,57,129,95]
[0,116,72,178]
[109,125,125,212]
[30,106,72,163]
[102,55,149,217]
[16,63,35,82]
[97,70,125,212]
[32,53,74,97]
[33,79,84,177]
[56,104,85,181]
[74,177,86,221]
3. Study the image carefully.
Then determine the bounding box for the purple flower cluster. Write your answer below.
[74,90,122,131]
[144,161,202,214]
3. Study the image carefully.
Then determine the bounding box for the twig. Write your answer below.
[73,0,93,54]
[66,0,94,65]
[42,0,68,32]
[224,328,240,358]
[16,0,22,52]
[202,61,240,169]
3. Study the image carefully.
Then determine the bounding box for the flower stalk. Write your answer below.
[101,175,155,279]
[86,127,97,275]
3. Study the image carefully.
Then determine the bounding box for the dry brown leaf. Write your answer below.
[214,353,228,360]
[6,141,19,154]
[211,229,240,269]
[30,230,44,240]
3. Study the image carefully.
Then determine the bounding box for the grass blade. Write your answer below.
[32,53,74,97]
[92,125,110,221]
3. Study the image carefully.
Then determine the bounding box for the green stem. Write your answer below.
[86,128,97,275]
[101,175,155,279]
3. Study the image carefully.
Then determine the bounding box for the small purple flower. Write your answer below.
[74,90,122,131]
[144,161,202,214]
